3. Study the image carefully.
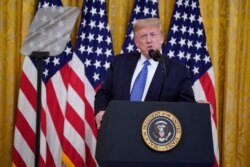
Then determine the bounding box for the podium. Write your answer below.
[96,100,214,167]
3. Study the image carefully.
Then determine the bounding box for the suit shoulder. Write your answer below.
[113,52,140,63]
[165,56,187,70]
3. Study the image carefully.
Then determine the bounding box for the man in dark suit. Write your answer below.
[94,18,195,129]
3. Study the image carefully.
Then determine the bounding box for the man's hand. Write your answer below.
[95,111,105,129]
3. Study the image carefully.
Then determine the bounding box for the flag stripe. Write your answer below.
[193,80,207,101]
[45,143,56,167]
[22,58,37,94]
[73,54,96,109]
[15,109,35,151]
[17,91,36,139]
[39,130,47,166]
[40,107,47,164]
[20,71,37,110]
[211,120,220,166]
[69,56,97,135]
[40,82,60,167]
[13,128,35,166]
[66,99,85,137]
[39,155,46,167]
[68,85,86,121]
[12,147,26,167]
[82,89,97,137]
[85,144,97,167]
[199,71,216,108]
[50,69,69,114]
[84,120,98,162]
[46,80,64,139]
[207,66,215,85]
[62,135,85,166]
[64,119,85,162]
[199,71,217,121]
[44,80,64,166]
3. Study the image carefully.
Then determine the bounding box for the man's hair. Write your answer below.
[133,18,163,36]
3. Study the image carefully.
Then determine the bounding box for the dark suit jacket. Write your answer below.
[94,52,195,113]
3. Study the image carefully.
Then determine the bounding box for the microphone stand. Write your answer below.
[31,51,49,167]
[158,55,166,101]
[148,49,166,101]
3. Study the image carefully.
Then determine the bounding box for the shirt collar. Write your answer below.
[139,54,159,66]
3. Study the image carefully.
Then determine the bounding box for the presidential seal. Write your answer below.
[142,111,182,152]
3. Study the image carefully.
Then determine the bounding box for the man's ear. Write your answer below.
[161,35,164,44]
[134,36,138,46]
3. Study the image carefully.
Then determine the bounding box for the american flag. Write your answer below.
[61,0,114,166]
[121,0,159,53]
[12,0,74,166]
[162,0,219,166]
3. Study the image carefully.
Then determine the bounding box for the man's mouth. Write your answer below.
[147,46,153,50]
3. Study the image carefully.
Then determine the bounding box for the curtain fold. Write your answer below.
[222,1,250,166]
[0,1,35,166]
[0,0,249,166]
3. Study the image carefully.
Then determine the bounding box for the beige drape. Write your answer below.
[0,0,249,166]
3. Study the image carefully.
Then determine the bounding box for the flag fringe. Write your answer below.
[61,151,75,167]
[12,162,17,167]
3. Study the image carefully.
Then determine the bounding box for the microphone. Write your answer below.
[148,49,161,61]
[148,49,166,74]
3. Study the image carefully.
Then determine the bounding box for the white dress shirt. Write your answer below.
[130,55,159,101]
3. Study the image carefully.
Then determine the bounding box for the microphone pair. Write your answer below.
[148,49,166,74]
[148,49,161,61]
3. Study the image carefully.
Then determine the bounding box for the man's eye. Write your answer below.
[151,33,157,37]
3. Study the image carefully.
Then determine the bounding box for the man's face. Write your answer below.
[134,26,163,58]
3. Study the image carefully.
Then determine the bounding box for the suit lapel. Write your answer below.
[145,56,170,101]
[145,64,162,101]
[123,53,140,100]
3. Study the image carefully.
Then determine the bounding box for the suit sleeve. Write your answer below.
[177,67,195,102]
[94,60,114,114]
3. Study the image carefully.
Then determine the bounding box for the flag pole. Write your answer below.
[31,51,49,167]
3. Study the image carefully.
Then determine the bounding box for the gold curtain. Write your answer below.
[0,0,35,166]
[0,0,249,166]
